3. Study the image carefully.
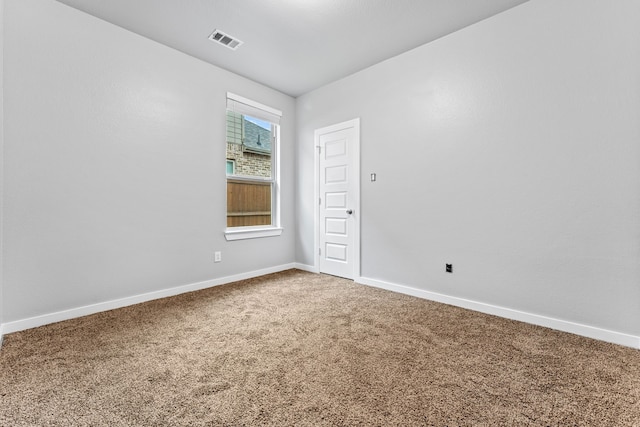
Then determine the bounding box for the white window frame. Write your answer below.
[224,93,282,241]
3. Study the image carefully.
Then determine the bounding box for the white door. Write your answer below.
[316,119,360,279]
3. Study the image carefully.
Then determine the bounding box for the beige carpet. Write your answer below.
[0,269,638,426]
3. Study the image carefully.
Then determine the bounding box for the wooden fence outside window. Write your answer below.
[226,180,272,227]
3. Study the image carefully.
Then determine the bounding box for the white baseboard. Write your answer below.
[1,263,298,335]
[4,267,637,350]
[293,263,318,273]
[356,275,640,349]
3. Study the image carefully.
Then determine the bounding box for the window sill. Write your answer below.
[224,226,283,241]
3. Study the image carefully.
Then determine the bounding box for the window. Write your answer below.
[226,160,235,175]
[225,93,282,240]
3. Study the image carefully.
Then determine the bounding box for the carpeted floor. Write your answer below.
[0,269,639,426]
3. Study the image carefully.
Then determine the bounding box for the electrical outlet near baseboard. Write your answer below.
[214,251,222,263]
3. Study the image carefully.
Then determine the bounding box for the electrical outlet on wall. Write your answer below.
[214,251,222,263]
[446,263,453,273]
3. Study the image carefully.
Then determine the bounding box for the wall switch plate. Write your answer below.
[446,263,453,273]
[370,173,377,182]
[214,251,222,263]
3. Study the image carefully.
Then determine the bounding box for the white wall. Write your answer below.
[3,0,639,347]
[296,0,640,339]
[2,0,295,325]
[0,0,4,342]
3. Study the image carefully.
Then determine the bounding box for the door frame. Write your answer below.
[314,118,361,279]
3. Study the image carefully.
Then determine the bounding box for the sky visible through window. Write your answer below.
[244,116,271,130]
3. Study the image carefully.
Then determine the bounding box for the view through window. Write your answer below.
[225,94,280,229]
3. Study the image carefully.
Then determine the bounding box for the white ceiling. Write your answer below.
[55,0,528,97]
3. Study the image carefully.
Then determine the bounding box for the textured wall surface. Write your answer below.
[296,0,640,337]
[0,0,4,335]
[2,0,295,323]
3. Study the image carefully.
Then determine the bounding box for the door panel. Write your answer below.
[326,218,347,235]
[325,165,347,183]
[325,192,347,209]
[317,121,359,279]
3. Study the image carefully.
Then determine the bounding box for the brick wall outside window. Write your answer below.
[226,111,271,178]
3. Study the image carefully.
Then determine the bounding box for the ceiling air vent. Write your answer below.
[208,30,243,50]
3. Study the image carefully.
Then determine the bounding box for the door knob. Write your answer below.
[346,209,353,215]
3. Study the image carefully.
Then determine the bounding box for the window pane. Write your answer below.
[226,160,235,175]
[226,180,272,227]
[226,110,272,179]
